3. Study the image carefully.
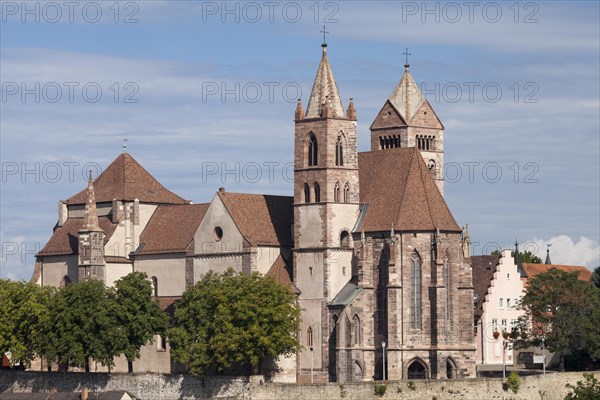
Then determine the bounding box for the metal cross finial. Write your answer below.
[123,138,128,154]
[320,25,329,47]
[403,47,411,66]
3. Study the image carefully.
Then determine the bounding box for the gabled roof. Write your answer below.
[471,255,501,319]
[137,203,210,255]
[305,46,345,118]
[217,191,293,246]
[266,254,300,295]
[37,216,117,257]
[357,147,460,232]
[387,65,425,122]
[522,263,592,282]
[67,153,189,205]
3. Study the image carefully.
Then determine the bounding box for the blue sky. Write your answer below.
[1,1,599,280]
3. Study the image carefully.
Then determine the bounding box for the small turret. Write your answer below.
[347,98,356,120]
[295,99,304,120]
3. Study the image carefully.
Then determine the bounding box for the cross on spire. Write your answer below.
[320,25,329,48]
[123,138,128,154]
[403,47,411,67]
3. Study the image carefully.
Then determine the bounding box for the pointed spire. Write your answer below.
[347,98,356,120]
[514,240,526,278]
[387,62,424,122]
[81,171,102,232]
[295,99,304,120]
[545,244,552,264]
[305,45,345,119]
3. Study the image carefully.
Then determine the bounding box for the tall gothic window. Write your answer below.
[410,254,422,329]
[307,327,314,348]
[334,182,340,202]
[308,133,318,166]
[304,183,310,203]
[151,276,158,297]
[344,183,350,203]
[335,137,344,166]
[314,182,321,202]
[352,314,361,346]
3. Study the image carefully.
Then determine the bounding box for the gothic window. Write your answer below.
[427,160,436,178]
[307,327,314,348]
[151,276,158,297]
[308,133,318,166]
[304,183,310,203]
[444,260,450,321]
[343,183,350,203]
[334,182,340,202]
[352,314,361,346]
[340,230,350,247]
[314,182,321,202]
[335,137,344,166]
[446,359,457,379]
[379,136,384,150]
[407,359,427,379]
[410,254,422,329]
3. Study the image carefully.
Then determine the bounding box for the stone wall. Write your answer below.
[2,371,598,400]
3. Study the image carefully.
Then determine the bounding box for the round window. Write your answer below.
[213,226,223,241]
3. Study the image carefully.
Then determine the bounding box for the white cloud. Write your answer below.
[526,235,600,270]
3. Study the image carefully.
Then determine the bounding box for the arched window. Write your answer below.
[335,137,344,166]
[352,314,361,346]
[426,136,430,150]
[340,230,350,247]
[307,327,314,348]
[408,359,427,379]
[427,160,436,177]
[308,133,318,166]
[446,358,457,379]
[151,276,158,297]
[334,182,340,203]
[344,183,350,203]
[314,182,321,202]
[410,254,422,329]
[304,183,310,203]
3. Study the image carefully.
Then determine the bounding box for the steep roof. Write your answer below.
[37,216,117,257]
[67,153,189,205]
[266,254,300,295]
[137,203,210,255]
[471,255,501,319]
[522,263,592,282]
[357,147,460,232]
[217,191,293,246]
[305,46,345,118]
[387,65,425,122]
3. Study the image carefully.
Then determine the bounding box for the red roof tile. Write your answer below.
[37,216,117,257]
[358,147,460,232]
[217,191,294,246]
[67,153,189,205]
[266,254,300,295]
[523,263,592,282]
[137,204,210,255]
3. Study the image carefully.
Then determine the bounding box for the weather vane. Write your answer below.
[320,25,329,47]
[123,138,128,154]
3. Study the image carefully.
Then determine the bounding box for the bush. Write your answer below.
[564,374,600,400]
[503,371,521,394]
[374,384,387,397]
[407,380,416,391]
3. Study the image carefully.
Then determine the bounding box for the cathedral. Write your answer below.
[32,42,476,382]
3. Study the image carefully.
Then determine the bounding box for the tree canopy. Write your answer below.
[491,249,542,264]
[169,269,301,377]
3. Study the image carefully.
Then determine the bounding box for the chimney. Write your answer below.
[219,187,225,193]
[81,387,88,400]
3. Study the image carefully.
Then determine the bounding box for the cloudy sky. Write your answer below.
[1,1,599,280]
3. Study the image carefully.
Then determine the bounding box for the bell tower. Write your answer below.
[293,41,360,383]
[78,171,105,281]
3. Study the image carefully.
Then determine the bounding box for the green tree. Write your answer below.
[170,269,301,377]
[592,266,600,288]
[564,374,600,400]
[114,272,169,372]
[44,279,125,372]
[491,249,542,263]
[516,269,600,371]
[0,280,54,368]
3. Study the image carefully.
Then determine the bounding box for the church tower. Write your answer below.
[293,41,360,383]
[78,171,105,281]
[370,61,445,195]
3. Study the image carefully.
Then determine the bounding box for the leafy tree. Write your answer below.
[0,280,54,367]
[515,269,600,371]
[114,272,169,372]
[564,374,600,400]
[43,279,125,372]
[491,249,542,264]
[170,269,301,377]
[592,266,600,289]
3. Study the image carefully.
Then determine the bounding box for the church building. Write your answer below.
[32,41,476,382]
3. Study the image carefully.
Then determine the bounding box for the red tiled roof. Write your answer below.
[523,263,592,282]
[266,254,300,295]
[137,204,210,255]
[471,255,500,319]
[67,153,189,205]
[36,216,117,257]
[358,147,460,232]
[217,191,294,246]
[157,296,180,316]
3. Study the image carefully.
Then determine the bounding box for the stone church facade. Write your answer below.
[32,43,476,381]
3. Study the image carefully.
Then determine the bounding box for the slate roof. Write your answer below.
[522,263,592,282]
[217,191,294,246]
[266,254,300,295]
[67,153,188,205]
[329,280,362,307]
[357,147,460,232]
[471,255,500,319]
[36,217,117,257]
[137,204,210,255]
